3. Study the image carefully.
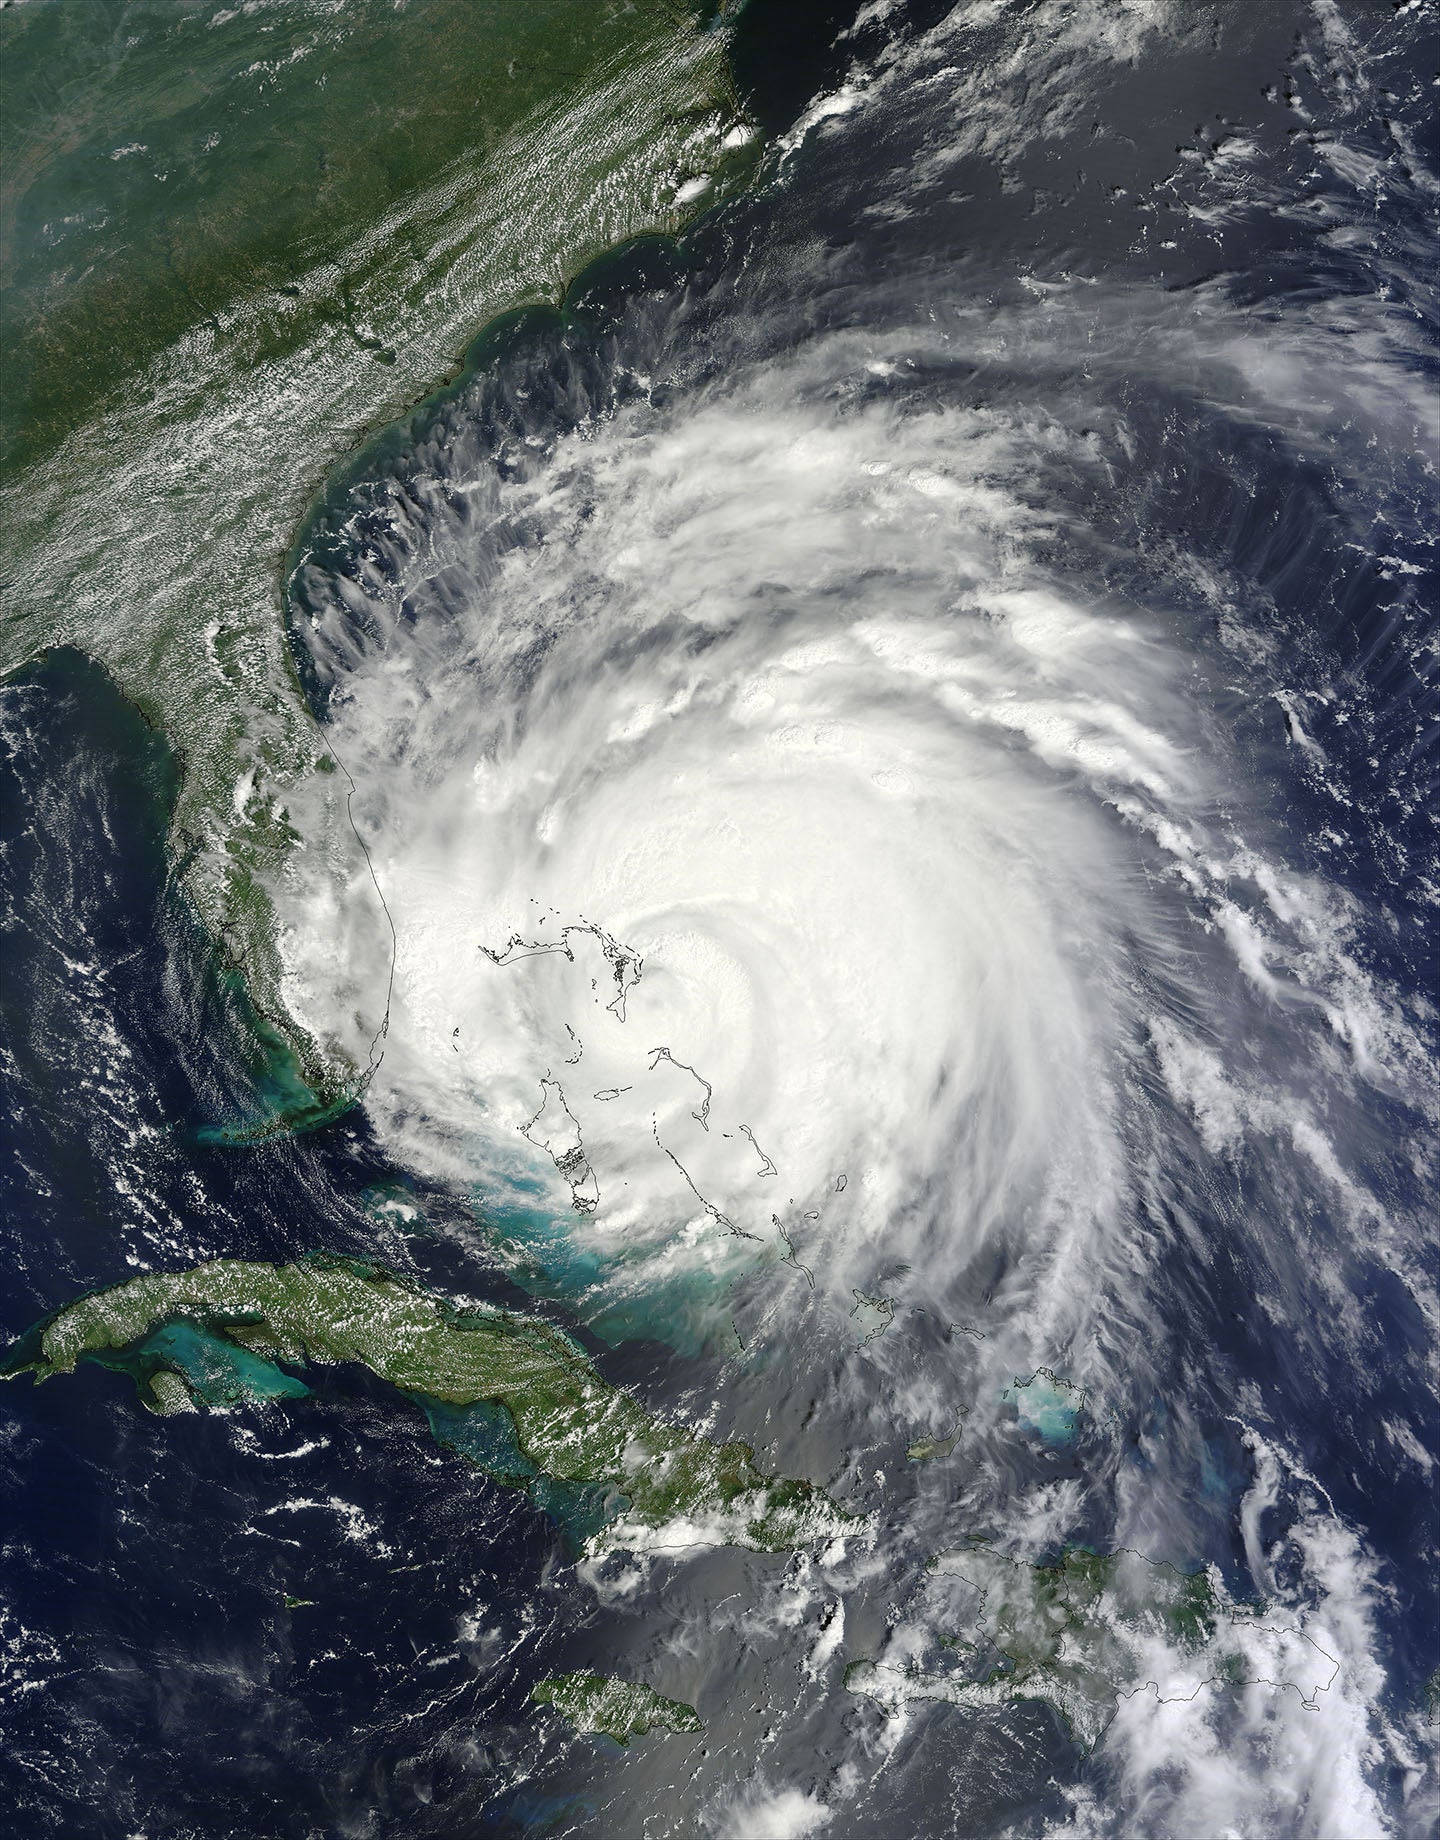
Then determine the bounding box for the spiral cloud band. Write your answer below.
[267,0,1436,1827]
[279,274,1433,1376]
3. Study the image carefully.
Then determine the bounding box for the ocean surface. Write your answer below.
[2,2,1436,1836]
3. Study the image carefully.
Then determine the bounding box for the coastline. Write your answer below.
[0,10,770,1140]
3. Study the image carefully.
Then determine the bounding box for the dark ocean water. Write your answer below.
[2,3,1437,1837]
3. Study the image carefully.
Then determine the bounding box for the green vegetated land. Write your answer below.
[2,1257,851,1554]
[846,1541,1338,1752]
[531,1672,702,1745]
[0,0,756,1126]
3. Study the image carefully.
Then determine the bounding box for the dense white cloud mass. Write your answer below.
[268,0,1437,1830]
[283,335,1201,1341]
[717,1782,834,1839]
[280,295,1432,1360]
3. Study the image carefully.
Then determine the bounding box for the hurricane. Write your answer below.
[2,0,1435,1835]
[263,1,1440,1829]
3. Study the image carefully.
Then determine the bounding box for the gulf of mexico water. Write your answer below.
[2,2,1437,1836]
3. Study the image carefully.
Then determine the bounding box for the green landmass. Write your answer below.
[2,1257,850,1555]
[846,1541,1337,1753]
[0,0,757,1126]
[531,1671,702,1745]
[906,1429,958,1462]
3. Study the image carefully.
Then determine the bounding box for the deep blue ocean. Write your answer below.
[2,3,1436,1836]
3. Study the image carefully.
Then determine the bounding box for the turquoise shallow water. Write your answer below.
[421,1397,619,1551]
[477,1192,744,1360]
[2,2,1437,1836]
[1002,1372,1084,1447]
[129,1321,312,1409]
